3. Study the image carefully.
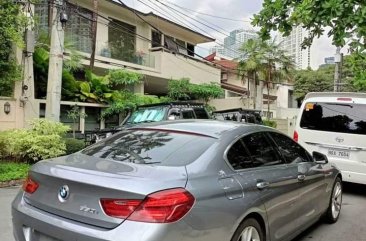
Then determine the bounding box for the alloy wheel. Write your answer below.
[238,226,261,241]
[331,181,342,219]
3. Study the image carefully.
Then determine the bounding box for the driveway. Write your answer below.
[1,183,366,241]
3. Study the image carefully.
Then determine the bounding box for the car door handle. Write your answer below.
[256,181,270,190]
[298,174,306,181]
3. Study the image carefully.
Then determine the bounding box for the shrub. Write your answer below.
[0,119,70,163]
[263,119,277,128]
[64,138,85,155]
[0,162,30,182]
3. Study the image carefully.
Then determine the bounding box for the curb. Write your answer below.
[0,179,24,188]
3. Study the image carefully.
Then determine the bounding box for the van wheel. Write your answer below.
[325,177,342,223]
[231,218,263,241]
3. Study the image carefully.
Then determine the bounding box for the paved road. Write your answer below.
[1,183,365,241]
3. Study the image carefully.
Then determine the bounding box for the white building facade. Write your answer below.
[278,26,311,70]
[210,29,258,59]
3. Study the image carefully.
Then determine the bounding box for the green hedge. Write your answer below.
[0,162,29,182]
[0,119,70,163]
[263,119,277,128]
[64,138,85,155]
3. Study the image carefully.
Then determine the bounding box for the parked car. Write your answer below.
[212,108,263,124]
[88,102,210,143]
[294,92,366,185]
[13,120,342,241]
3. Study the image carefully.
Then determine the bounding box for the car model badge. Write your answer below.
[335,137,344,143]
[58,185,70,202]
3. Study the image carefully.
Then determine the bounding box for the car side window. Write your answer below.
[241,132,284,167]
[226,139,253,170]
[268,132,312,164]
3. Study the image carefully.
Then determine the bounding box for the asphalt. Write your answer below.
[1,183,365,241]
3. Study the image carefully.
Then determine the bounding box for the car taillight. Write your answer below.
[101,188,195,223]
[100,199,142,219]
[293,131,299,142]
[22,176,39,194]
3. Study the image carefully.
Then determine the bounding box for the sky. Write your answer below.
[120,0,338,69]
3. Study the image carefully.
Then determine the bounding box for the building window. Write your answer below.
[175,38,187,55]
[187,43,195,57]
[34,1,93,53]
[164,35,178,52]
[109,19,136,62]
[65,4,93,53]
[85,107,100,131]
[151,30,162,48]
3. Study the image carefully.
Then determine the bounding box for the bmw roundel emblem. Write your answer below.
[58,185,70,202]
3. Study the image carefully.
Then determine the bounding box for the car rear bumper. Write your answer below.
[12,191,187,241]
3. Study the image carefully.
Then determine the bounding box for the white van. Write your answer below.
[295,92,366,185]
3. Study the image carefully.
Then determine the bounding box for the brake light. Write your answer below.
[22,176,39,194]
[101,188,195,223]
[293,131,298,142]
[337,97,352,101]
[100,199,142,219]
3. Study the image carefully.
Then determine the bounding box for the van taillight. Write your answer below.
[101,188,195,223]
[293,131,299,142]
[22,176,39,194]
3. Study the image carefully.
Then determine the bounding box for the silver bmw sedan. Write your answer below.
[12,120,342,241]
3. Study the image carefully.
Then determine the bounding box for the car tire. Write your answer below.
[231,218,264,241]
[324,177,342,223]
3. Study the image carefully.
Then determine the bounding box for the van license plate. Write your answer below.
[328,149,350,159]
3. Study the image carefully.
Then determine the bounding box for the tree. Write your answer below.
[67,105,87,138]
[239,38,295,119]
[168,78,224,104]
[294,56,356,100]
[0,1,27,96]
[238,39,266,109]
[252,0,366,89]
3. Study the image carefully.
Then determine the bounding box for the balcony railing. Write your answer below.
[97,43,155,68]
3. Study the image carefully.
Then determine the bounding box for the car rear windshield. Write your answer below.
[125,107,167,124]
[300,102,366,135]
[82,129,216,166]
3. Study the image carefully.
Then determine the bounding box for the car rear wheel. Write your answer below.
[325,177,342,223]
[231,218,263,241]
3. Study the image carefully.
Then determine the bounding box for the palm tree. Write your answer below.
[239,38,295,119]
[262,39,295,119]
[238,39,266,109]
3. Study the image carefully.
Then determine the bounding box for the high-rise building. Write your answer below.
[210,29,258,59]
[278,26,311,69]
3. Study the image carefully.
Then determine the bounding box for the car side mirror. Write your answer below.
[313,151,328,164]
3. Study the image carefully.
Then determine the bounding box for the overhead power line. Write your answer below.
[139,0,243,56]
[163,1,251,22]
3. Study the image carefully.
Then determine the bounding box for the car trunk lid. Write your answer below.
[23,153,188,229]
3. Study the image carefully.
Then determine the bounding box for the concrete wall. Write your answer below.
[157,51,221,84]
[209,97,254,111]
[0,98,18,130]
[275,118,296,137]
[276,107,300,119]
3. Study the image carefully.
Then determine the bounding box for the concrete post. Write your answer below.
[45,0,64,122]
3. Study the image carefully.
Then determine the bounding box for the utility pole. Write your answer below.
[334,47,341,92]
[45,0,65,122]
[90,0,98,70]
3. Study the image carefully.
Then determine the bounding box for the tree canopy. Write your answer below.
[0,0,27,96]
[253,0,366,50]
[294,57,356,99]
[253,0,366,89]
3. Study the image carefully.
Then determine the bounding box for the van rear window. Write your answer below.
[300,102,366,135]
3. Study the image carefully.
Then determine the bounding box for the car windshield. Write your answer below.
[300,102,366,135]
[125,107,167,124]
[82,129,216,166]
